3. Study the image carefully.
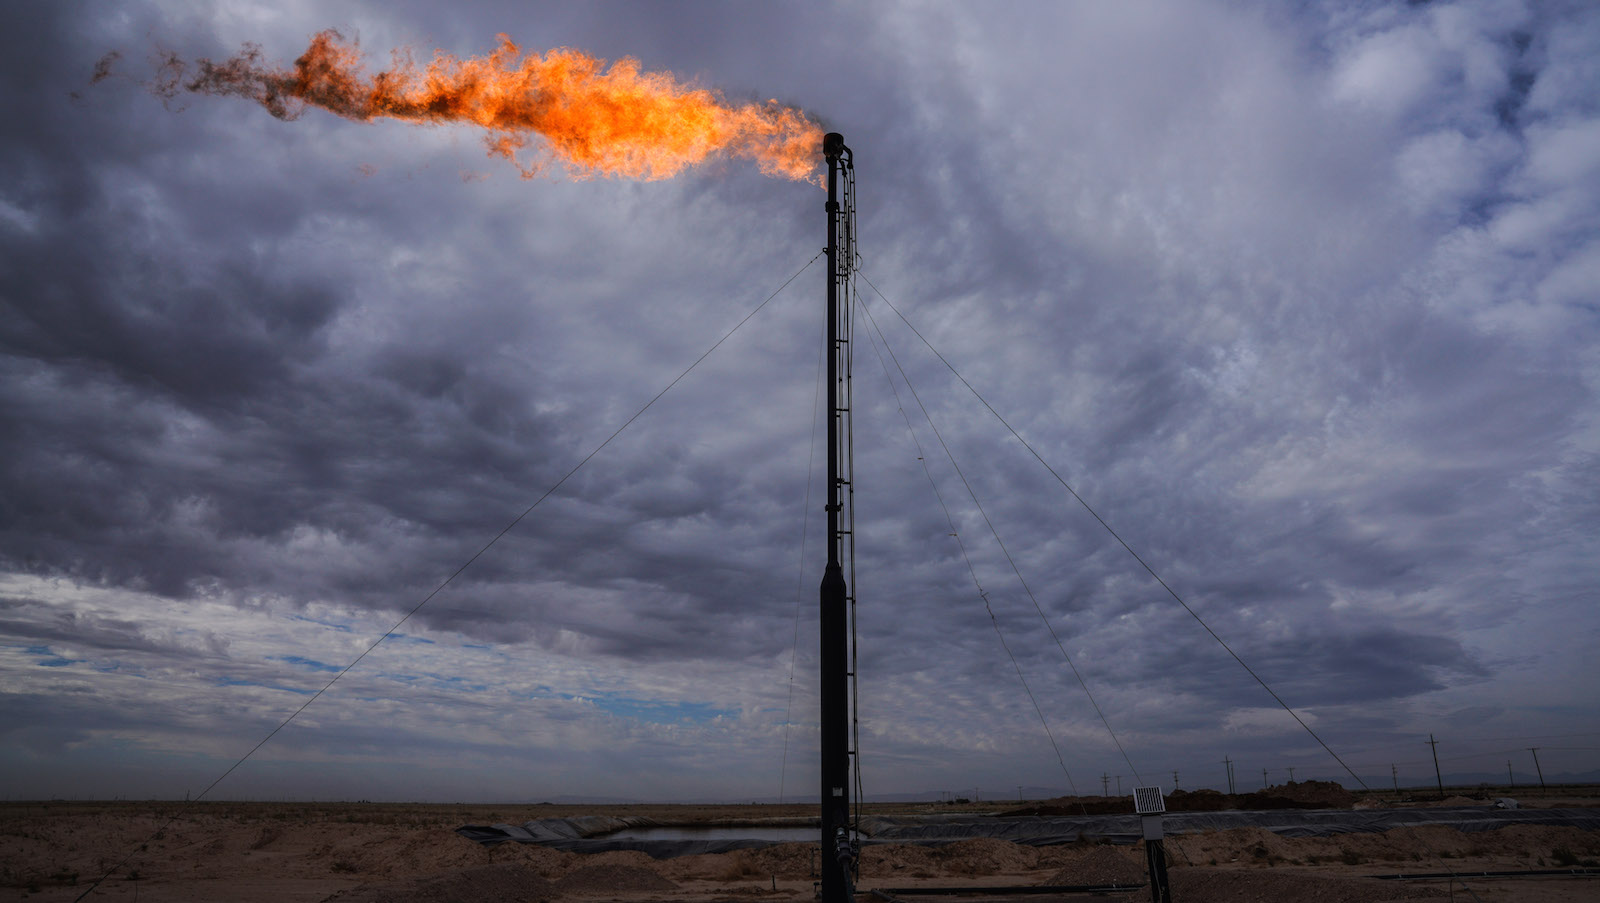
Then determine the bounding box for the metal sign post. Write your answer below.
[1134,787,1172,903]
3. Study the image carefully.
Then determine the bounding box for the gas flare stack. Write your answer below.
[819,130,856,903]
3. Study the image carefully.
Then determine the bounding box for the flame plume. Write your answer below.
[173,30,823,183]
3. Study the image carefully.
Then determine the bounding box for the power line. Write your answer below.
[1330,731,1600,762]
[856,303,1083,801]
[858,270,1369,792]
[854,272,1498,895]
[858,294,1143,786]
[1453,731,1600,743]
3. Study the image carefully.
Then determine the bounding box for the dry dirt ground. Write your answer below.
[3,793,1597,903]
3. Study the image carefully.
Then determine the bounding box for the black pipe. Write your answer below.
[877,885,1148,896]
[1371,868,1600,880]
[819,130,852,903]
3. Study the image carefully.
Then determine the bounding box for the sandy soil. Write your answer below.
[3,794,1597,902]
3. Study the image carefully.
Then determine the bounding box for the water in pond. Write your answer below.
[602,825,820,843]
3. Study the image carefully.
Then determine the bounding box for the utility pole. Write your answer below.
[1507,760,1514,788]
[1528,748,1546,790]
[1391,764,1399,795]
[1172,770,1179,791]
[1018,785,1023,802]
[1222,756,1234,795]
[1116,775,1123,796]
[1101,773,1109,797]
[1262,768,1269,790]
[1427,734,1444,796]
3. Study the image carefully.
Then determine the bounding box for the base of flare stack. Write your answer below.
[824,132,846,157]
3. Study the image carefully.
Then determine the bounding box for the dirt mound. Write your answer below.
[1162,789,1229,811]
[486,841,577,877]
[661,841,815,881]
[1169,826,1301,864]
[739,841,816,878]
[1005,781,1354,816]
[1494,823,1600,857]
[1160,819,1600,876]
[1168,868,1446,902]
[1243,780,1356,809]
[554,864,678,894]
[1043,844,1144,886]
[321,863,557,903]
[1000,795,1129,816]
[1318,824,1477,864]
[862,842,940,878]
[338,825,496,877]
[931,838,1040,876]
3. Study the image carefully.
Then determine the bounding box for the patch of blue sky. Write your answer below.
[387,633,435,645]
[461,643,492,651]
[217,677,314,695]
[419,673,488,692]
[286,613,353,632]
[584,695,735,724]
[272,655,341,673]
[14,644,79,667]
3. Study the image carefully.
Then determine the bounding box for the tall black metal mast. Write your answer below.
[819,131,855,903]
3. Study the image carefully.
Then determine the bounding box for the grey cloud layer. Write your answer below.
[1,0,1596,800]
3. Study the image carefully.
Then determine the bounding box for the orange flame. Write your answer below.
[171,31,823,184]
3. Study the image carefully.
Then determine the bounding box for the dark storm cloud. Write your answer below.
[1,3,805,628]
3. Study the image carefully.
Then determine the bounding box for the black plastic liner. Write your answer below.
[456,806,1600,859]
[858,806,1600,846]
[455,815,822,858]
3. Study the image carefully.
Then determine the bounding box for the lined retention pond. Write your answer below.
[601,825,821,842]
[456,807,1600,859]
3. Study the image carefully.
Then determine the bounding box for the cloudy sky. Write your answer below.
[3,0,1597,804]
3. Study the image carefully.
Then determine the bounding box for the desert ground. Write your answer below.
[4,787,1597,902]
